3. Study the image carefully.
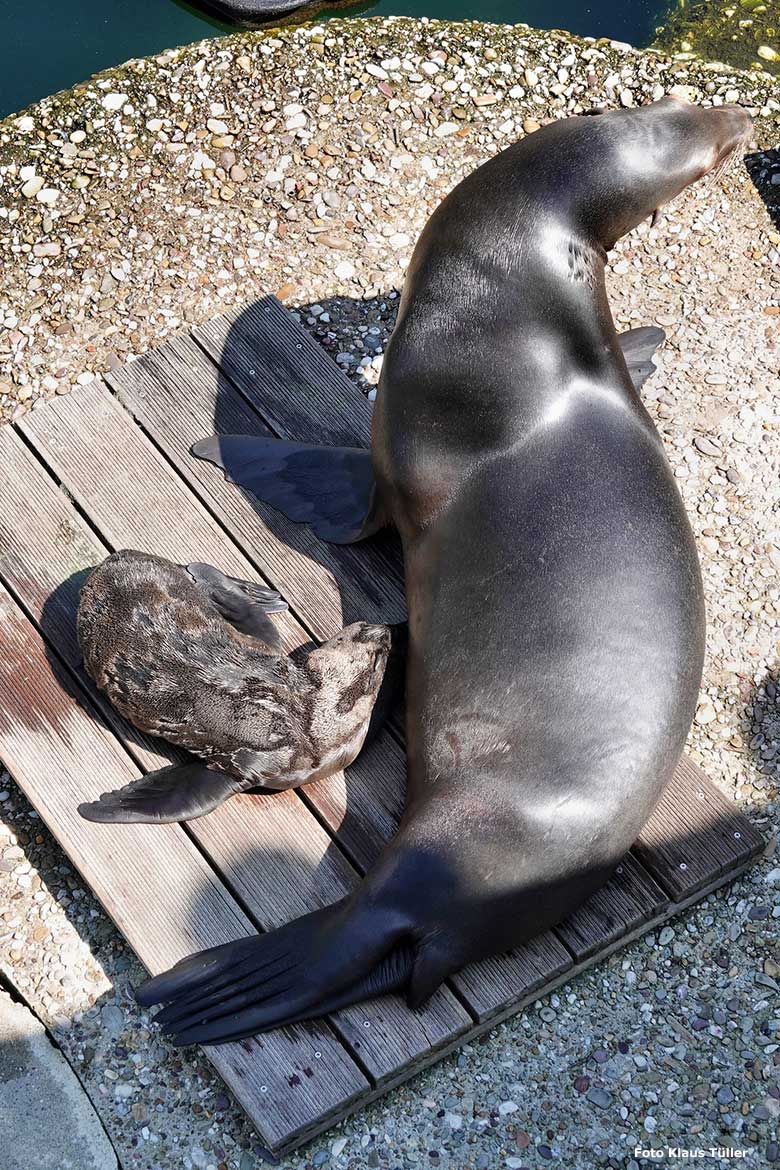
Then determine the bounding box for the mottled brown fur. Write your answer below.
[78,550,394,791]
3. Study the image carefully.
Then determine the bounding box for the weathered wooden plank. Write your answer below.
[15,390,473,1078]
[108,332,404,634]
[556,853,669,962]
[452,934,572,1025]
[193,296,404,600]
[0,425,179,775]
[194,296,374,449]
[0,579,368,1151]
[303,737,407,875]
[634,755,765,900]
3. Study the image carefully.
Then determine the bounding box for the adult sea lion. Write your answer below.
[137,98,752,1043]
[77,550,404,823]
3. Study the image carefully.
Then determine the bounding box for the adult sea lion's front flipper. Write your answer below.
[192,434,384,544]
[78,762,243,824]
[186,562,287,649]
[618,326,666,393]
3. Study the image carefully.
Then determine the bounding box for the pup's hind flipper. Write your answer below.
[618,326,666,394]
[187,562,287,649]
[136,897,420,1044]
[192,434,384,544]
[78,762,243,824]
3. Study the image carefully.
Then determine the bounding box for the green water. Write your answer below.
[656,0,780,76]
[1,0,671,119]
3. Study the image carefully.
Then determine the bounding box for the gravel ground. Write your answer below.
[1,15,780,1170]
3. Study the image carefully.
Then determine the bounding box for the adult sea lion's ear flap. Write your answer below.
[617,326,666,394]
[192,434,385,545]
[77,762,243,824]
[186,562,287,650]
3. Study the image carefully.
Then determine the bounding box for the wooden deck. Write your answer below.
[0,295,765,1156]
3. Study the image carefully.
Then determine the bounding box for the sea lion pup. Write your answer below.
[77,550,404,823]
[137,98,752,1043]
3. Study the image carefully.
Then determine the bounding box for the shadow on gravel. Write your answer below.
[745,669,780,800]
[745,149,780,231]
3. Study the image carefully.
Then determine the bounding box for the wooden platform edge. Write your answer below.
[271,850,764,1156]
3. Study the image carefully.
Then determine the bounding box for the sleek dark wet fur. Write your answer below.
[77,550,404,823]
[138,99,753,1042]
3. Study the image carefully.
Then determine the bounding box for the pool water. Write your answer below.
[1,0,673,119]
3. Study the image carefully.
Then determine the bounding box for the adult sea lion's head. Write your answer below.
[532,96,753,250]
[588,96,752,245]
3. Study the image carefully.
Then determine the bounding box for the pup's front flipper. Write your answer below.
[192,434,384,544]
[187,562,287,650]
[618,326,666,394]
[78,762,243,824]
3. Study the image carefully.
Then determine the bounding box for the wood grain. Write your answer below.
[556,853,669,962]
[109,331,404,633]
[194,296,374,448]
[635,755,764,899]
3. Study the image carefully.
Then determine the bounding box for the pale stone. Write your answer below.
[101,93,128,111]
[21,176,44,199]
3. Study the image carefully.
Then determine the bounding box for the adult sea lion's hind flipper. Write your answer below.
[187,561,287,649]
[618,326,666,394]
[78,762,243,825]
[136,899,418,1044]
[192,434,384,544]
